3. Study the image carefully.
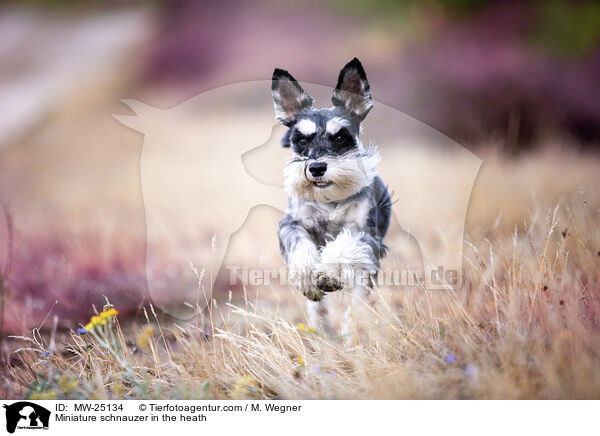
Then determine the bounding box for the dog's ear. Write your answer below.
[271,68,314,127]
[331,58,373,120]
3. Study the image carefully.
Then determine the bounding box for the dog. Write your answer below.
[271,58,392,339]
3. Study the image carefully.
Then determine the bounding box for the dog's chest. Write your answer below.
[293,197,370,240]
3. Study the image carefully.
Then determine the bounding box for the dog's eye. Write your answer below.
[298,138,308,146]
[334,134,346,144]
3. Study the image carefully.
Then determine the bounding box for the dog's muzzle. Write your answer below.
[306,161,331,187]
[308,162,327,177]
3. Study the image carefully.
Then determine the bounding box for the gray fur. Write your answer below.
[272,58,391,302]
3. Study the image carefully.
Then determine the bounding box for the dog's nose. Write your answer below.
[308,162,327,177]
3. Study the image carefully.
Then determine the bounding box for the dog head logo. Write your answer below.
[114,67,481,319]
[3,402,50,433]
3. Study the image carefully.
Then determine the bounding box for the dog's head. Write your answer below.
[271,58,380,203]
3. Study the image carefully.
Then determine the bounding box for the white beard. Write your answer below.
[283,146,380,203]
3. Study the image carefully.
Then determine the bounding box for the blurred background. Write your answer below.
[0,0,599,337]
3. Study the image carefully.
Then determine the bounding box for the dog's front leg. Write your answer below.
[306,299,336,338]
[317,229,378,290]
[318,229,379,344]
[278,215,322,301]
[341,285,376,345]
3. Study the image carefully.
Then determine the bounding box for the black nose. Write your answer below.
[308,162,327,177]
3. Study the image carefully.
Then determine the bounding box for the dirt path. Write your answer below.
[0,8,150,151]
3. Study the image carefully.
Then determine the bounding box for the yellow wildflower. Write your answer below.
[84,307,118,331]
[111,379,127,397]
[84,315,105,331]
[230,375,258,400]
[100,308,119,319]
[58,375,78,394]
[297,323,316,334]
[30,389,58,400]
[296,356,305,366]
[136,325,155,351]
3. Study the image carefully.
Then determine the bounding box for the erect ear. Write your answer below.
[331,58,373,120]
[271,68,314,126]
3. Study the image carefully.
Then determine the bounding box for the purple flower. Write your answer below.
[464,364,478,376]
[445,354,456,364]
[77,327,87,335]
[42,350,51,357]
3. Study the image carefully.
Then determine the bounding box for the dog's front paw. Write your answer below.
[289,268,322,301]
[315,270,344,293]
[303,287,324,301]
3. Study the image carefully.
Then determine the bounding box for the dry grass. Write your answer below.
[4,148,600,399]
[1,79,599,399]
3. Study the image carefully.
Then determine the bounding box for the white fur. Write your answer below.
[355,137,365,152]
[296,119,317,136]
[341,285,373,345]
[325,196,371,231]
[320,229,376,282]
[332,86,373,118]
[271,90,289,123]
[308,230,376,342]
[286,239,318,296]
[283,146,381,203]
[271,88,313,124]
[287,239,318,278]
[326,117,350,135]
[286,196,370,234]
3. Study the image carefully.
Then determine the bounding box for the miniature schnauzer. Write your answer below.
[271,58,391,338]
